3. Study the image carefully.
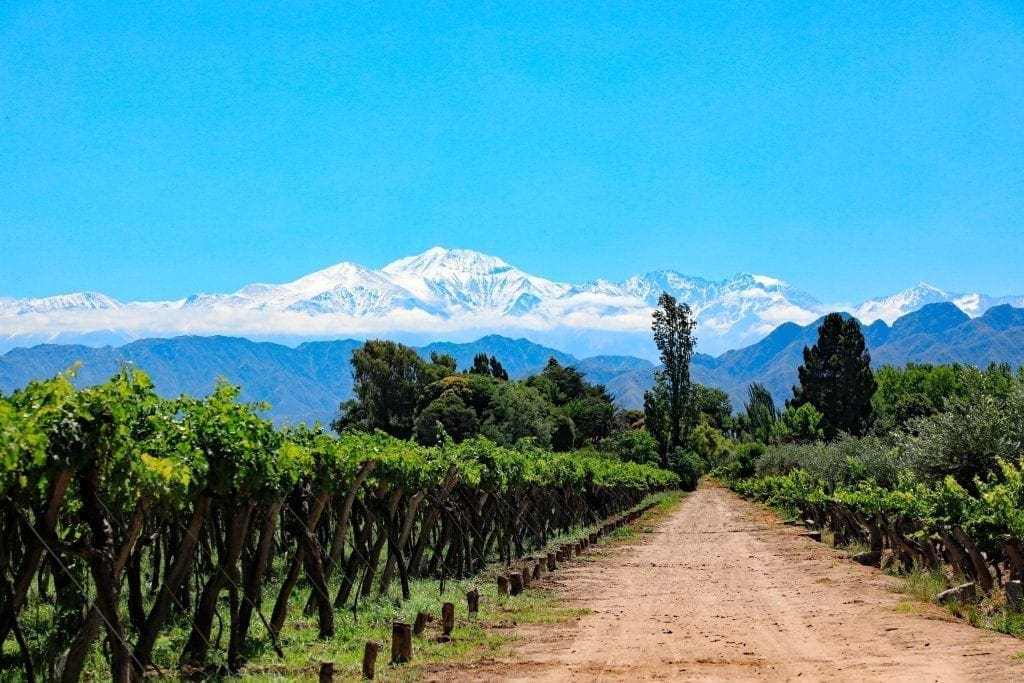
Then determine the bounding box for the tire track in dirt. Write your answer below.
[428,483,1024,681]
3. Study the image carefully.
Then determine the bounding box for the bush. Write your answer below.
[671,448,704,491]
[714,441,764,481]
[600,428,662,466]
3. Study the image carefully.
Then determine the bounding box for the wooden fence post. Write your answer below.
[362,643,379,679]
[442,602,455,636]
[391,621,412,664]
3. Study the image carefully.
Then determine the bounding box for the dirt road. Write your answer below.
[432,484,1024,681]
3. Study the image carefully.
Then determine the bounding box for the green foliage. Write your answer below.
[688,419,732,469]
[414,392,480,445]
[901,374,1024,491]
[670,448,704,491]
[713,441,765,481]
[643,372,670,459]
[693,383,734,434]
[775,403,825,442]
[600,428,661,466]
[789,312,876,439]
[480,381,555,447]
[743,382,778,444]
[872,363,959,432]
[468,353,507,380]
[335,339,432,438]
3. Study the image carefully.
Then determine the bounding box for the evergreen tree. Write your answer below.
[788,313,876,439]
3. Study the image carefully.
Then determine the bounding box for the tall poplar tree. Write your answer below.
[649,292,697,453]
[788,312,876,439]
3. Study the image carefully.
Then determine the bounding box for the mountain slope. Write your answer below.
[4,303,1024,426]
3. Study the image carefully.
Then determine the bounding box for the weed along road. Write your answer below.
[432,483,1024,681]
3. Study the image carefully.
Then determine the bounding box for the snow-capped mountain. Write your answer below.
[381,247,571,315]
[0,291,123,315]
[0,247,1020,357]
[855,283,1024,324]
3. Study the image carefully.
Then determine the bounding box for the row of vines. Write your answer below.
[0,368,678,681]
[726,463,1024,599]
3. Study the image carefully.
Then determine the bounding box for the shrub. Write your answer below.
[671,448,704,491]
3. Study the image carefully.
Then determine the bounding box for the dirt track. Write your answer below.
[430,484,1024,681]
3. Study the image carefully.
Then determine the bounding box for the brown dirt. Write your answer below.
[425,483,1024,681]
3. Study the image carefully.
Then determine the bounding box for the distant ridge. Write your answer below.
[3,302,1024,426]
[2,247,1022,358]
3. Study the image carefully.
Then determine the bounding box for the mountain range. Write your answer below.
[3,302,1023,426]
[3,247,1023,357]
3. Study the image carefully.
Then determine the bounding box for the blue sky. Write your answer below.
[2,2,1022,303]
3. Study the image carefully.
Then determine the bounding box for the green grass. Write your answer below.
[890,566,1024,638]
[896,567,951,605]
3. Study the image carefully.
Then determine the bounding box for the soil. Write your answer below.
[425,483,1024,681]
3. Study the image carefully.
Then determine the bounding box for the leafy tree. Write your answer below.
[871,363,960,432]
[489,356,509,381]
[903,366,1024,490]
[788,313,876,439]
[550,413,576,452]
[670,449,704,491]
[649,292,697,453]
[693,383,733,434]
[480,381,554,447]
[775,403,825,442]
[743,382,778,443]
[534,357,588,405]
[414,393,479,445]
[332,340,428,439]
[424,352,458,384]
[468,353,508,380]
[565,395,615,445]
[643,372,670,458]
[600,429,661,466]
[690,419,732,468]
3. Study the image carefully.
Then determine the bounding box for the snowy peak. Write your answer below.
[383,247,571,314]
[1,247,1022,358]
[0,292,122,315]
[382,247,514,278]
[856,282,956,323]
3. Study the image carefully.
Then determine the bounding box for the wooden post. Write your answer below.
[413,611,429,636]
[547,552,556,571]
[532,562,541,580]
[391,621,412,664]
[521,565,532,588]
[466,588,479,618]
[509,572,523,596]
[442,602,455,635]
[1007,580,1023,609]
[497,575,510,596]
[319,661,334,682]
[362,642,379,679]
[589,532,598,544]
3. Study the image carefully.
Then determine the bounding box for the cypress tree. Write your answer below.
[789,313,876,439]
